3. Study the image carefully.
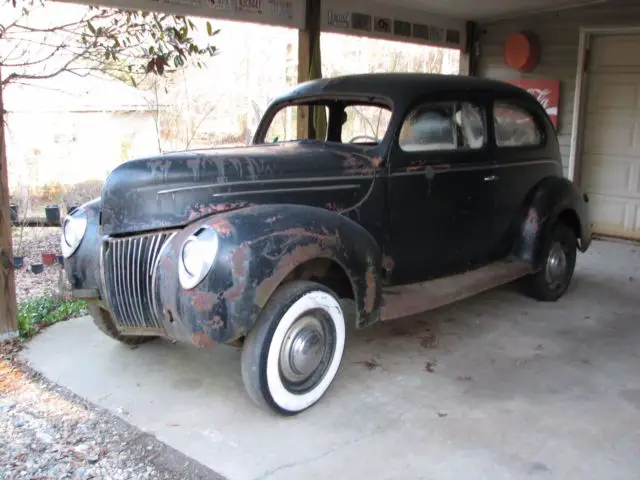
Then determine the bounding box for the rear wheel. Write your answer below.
[88,304,157,346]
[525,223,577,301]
[241,281,346,416]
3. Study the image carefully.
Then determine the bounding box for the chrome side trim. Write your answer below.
[390,159,558,177]
[211,184,361,198]
[158,175,376,195]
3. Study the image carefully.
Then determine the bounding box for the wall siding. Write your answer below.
[478,2,640,175]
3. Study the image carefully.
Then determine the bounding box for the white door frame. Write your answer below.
[568,25,640,183]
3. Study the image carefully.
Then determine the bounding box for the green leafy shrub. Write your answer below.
[18,296,88,339]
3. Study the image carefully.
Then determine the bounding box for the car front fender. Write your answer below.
[512,176,592,268]
[155,204,382,347]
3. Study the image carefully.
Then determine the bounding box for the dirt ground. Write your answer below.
[11,227,64,303]
[0,343,222,480]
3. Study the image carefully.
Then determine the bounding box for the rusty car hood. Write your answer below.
[100,141,380,236]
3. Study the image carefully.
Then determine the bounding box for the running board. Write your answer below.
[381,260,532,321]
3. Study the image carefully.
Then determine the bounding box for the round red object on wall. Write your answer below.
[504,31,541,73]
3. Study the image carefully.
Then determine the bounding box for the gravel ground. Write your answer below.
[0,343,224,480]
[11,227,64,303]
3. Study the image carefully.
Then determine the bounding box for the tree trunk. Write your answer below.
[0,69,18,340]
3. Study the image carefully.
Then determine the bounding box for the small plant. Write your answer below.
[17,296,88,339]
[14,191,31,258]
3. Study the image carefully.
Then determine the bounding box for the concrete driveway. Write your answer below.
[21,240,640,480]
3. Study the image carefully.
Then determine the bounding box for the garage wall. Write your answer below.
[477,1,640,176]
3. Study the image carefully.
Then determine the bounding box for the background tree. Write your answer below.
[0,0,219,337]
[0,0,220,89]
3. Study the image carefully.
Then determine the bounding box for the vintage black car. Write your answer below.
[62,73,592,415]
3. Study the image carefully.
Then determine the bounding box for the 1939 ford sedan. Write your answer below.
[62,74,592,415]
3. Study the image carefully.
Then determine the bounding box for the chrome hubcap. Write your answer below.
[280,315,327,384]
[545,242,567,288]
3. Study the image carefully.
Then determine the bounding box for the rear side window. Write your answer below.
[399,101,486,152]
[493,102,543,147]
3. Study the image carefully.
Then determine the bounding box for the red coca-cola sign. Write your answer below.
[506,79,560,128]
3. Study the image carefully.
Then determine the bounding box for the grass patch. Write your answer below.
[18,296,88,339]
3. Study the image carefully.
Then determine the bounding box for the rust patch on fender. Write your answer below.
[189,291,217,312]
[223,282,246,301]
[192,332,216,348]
[382,255,395,273]
[325,202,347,212]
[205,315,223,330]
[364,260,376,313]
[255,243,326,306]
[270,228,338,244]
[523,209,540,241]
[187,202,249,222]
[211,218,233,237]
[231,245,249,277]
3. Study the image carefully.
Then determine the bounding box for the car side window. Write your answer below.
[493,102,543,147]
[399,102,486,152]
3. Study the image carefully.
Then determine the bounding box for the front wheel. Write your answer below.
[525,223,577,301]
[241,281,346,416]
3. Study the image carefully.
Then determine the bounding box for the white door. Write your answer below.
[581,34,640,240]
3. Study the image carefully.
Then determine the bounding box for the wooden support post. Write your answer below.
[460,20,479,76]
[0,69,18,340]
[297,0,322,139]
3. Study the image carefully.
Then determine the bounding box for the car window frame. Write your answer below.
[253,95,394,146]
[392,98,490,161]
[491,99,547,150]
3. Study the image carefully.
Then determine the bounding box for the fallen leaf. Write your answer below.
[355,357,382,371]
[420,332,437,349]
[424,360,437,373]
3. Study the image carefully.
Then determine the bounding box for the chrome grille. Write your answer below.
[103,231,174,330]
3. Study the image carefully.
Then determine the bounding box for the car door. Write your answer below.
[490,99,563,257]
[385,99,499,285]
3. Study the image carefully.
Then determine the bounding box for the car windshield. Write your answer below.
[261,101,392,146]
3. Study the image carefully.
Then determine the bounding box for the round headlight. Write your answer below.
[60,210,88,258]
[178,227,219,290]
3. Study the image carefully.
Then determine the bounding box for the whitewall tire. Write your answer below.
[241,281,346,415]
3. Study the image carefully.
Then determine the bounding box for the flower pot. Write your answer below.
[13,256,24,269]
[10,204,18,223]
[67,205,80,216]
[45,205,61,224]
[31,263,44,275]
[42,252,57,266]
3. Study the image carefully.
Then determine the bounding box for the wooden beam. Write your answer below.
[459,20,480,76]
[0,67,18,340]
[297,0,321,139]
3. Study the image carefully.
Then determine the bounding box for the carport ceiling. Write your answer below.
[378,0,609,20]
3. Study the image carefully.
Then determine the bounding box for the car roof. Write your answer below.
[274,73,534,106]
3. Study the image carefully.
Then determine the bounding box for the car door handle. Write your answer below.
[484,175,498,182]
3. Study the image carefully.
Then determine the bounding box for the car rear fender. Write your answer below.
[511,176,592,269]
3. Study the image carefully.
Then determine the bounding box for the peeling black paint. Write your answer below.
[152,205,381,345]
[63,74,593,350]
[511,176,592,266]
[101,143,380,236]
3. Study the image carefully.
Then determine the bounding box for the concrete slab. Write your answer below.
[21,240,640,480]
